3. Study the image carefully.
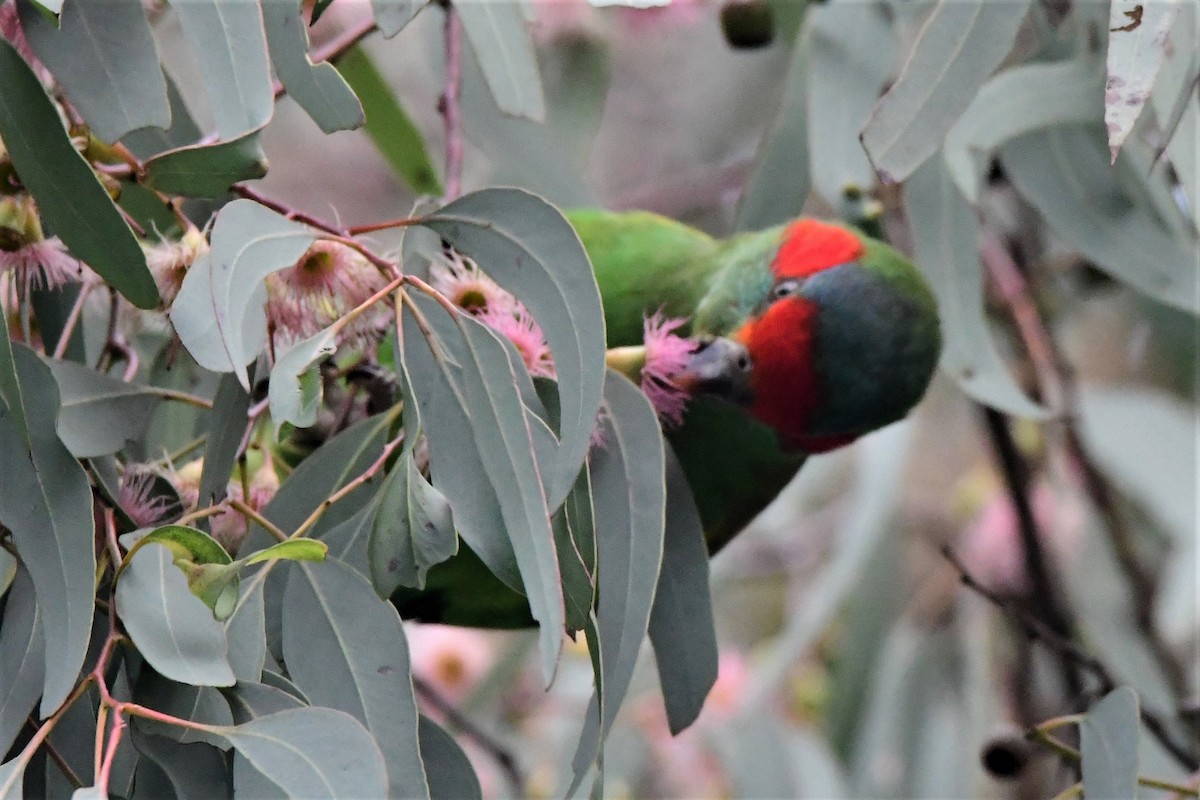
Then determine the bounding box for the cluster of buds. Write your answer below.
[169,455,280,556]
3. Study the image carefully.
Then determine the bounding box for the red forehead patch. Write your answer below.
[772,219,864,280]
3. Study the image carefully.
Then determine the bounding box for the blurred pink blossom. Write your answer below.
[407,624,494,703]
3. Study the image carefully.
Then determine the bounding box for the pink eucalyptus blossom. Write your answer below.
[0,237,84,292]
[480,304,556,379]
[640,312,697,427]
[118,468,179,529]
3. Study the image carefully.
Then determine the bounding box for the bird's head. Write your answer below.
[692,219,941,453]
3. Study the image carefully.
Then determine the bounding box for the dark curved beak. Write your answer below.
[676,336,754,405]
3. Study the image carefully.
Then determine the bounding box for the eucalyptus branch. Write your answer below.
[1027,727,1200,797]
[981,233,1188,699]
[50,281,94,360]
[175,502,231,529]
[413,674,526,797]
[229,497,287,543]
[139,386,214,410]
[943,546,1200,770]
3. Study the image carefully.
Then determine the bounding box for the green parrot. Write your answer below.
[391,210,941,625]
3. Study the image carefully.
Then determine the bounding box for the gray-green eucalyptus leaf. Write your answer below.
[455,0,545,121]
[142,131,269,198]
[0,568,44,757]
[44,357,160,458]
[1080,687,1140,800]
[0,337,96,715]
[369,449,457,595]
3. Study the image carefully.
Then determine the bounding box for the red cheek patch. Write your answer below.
[735,296,821,449]
[773,219,864,280]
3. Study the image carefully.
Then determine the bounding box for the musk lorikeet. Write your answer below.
[390,209,941,625]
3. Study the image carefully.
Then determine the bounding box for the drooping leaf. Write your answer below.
[115,544,237,686]
[1105,0,1181,160]
[336,45,443,195]
[943,57,1103,202]
[1000,124,1200,314]
[18,0,168,143]
[123,525,232,570]
[217,708,388,799]
[860,0,1032,182]
[170,199,317,388]
[419,716,482,800]
[130,731,231,800]
[401,294,564,683]
[198,372,252,514]
[262,0,364,134]
[571,371,667,781]
[369,448,457,595]
[0,336,95,715]
[282,560,429,799]
[372,0,424,37]
[43,357,160,458]
[648,445,718,735]
[268,324,338,430]
[903,154,1046,417]
[223,581,267,683]
[0,37,158,309]
[420,188,605,509]
[142,131,269,198]
[455,0,545,122]
[552,465,596,635]
[171,0,274,140]
[805,1,896,207]
[1080,687,1140,800]
[0,567,44,757]
[735,20,811,231]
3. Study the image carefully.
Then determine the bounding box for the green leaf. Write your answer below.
[1105,0,1181,160]
[648,445,717,735]
[115,544,236,686]
[217,708,388,799]
[267,324,338,430]
[1000,124,1200,314]
[282,560,429,799]
[805,1,895,206]
[18,0,168,143]
[223,582,267,683]
[943,57,1103,202]
[241,539,328,566]
[571,371,666,781]
[43,357,160,458]
[735,21,811,231]
[0,568,43,757]
[369,449,456,595]
[262,0,364,133]
[122,75,202,161]
[142,131,269,198]
[421,188,606,509]
[455,0,546,122]
[902,154,1046,417]
[0,37,158,309]
[179,561,243,621]
[132,670,234,749]
[172,0,274,139]
[860,0,1032,182]
[419,716,482,800]
[552,465,596,635]
[126,525,233,569]
[0,336,95,715]
[372,0,424,37]
[336,46,443,195]
[1080,687,1140,800]
[198,372,252,514]
[401,295,564,682]
[130,731,231,800]
[169,199,317,388]
[0,758,23,800]
[223,680,305,723]
[322,496,380,578]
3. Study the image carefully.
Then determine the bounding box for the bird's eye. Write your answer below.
[771,279,802,301]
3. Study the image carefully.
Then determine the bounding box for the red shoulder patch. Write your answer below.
[772,219,864,280]
[735,296,821,448]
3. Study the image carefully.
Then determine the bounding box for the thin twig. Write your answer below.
[981,233,1188,699]
[413,675,526,797]
[140,386,214,410]
[51,282,94,360]
[24,715,86,790]
[943,546,1200,770]
[1028,728,1200,798]
[980,406,1084,698]
[229,497,287,543]
[290,431,404,539]
[439,2,464,202]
